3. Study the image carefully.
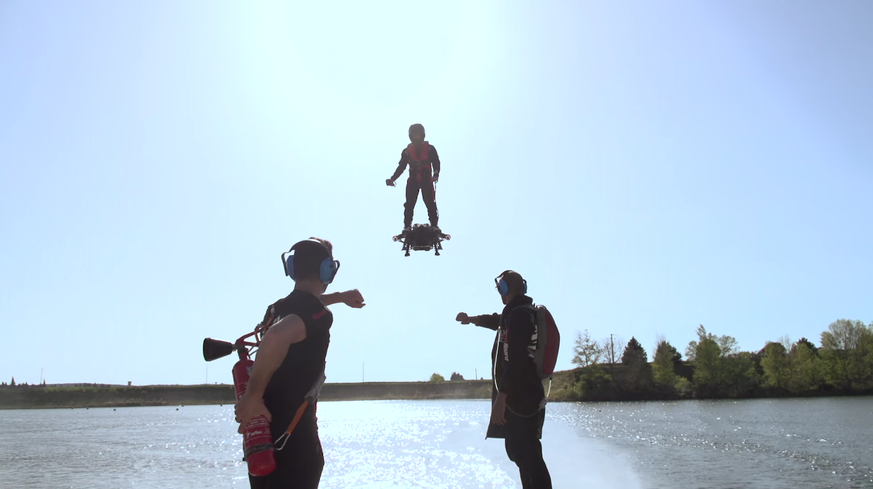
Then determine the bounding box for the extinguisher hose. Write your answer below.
[273,371,326,452]
[274,401,310,451]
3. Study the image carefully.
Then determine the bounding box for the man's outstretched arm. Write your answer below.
[456,312,500,331]
[322,289,366,308]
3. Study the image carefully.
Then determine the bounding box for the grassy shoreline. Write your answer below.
[0,380,493,410]
[4,366,870,410]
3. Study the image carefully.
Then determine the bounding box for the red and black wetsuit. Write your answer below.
[250,290,333,489]
[390,141,440,228]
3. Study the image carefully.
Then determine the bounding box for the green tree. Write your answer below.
[618,337,653,391]
[10,377,15,386]
[761,342,789,389]
[717,335,739,356]
[787,339,822,392]
[796,337,818,355]
[720,351,760,397]
[572,329,603,368]
[572,364,614,401]
[687,324,738,360]
[689,325,720,384]
[621,337,648,365]
[693,337,722,387]
[820,319,872,389]
[429,373,445,382]
[450,372,465,381]
[689,325,758,396]
[652,339,680,388]
[821,319,867,351]
[854,324,873,388]
[686,325,718,360]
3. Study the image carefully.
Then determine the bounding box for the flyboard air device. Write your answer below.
[392,223,451,257]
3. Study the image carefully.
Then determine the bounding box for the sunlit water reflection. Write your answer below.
[0,397,869,488]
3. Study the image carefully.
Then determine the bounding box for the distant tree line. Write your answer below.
[561,319,873,401]
[1,378,47,387]
[429,372,468,382]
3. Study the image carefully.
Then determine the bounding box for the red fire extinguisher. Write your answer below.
[231,350,276,476]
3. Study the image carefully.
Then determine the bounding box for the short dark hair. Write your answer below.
[291,237,333,281]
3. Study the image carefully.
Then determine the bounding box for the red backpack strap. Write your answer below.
[406,142,430,162]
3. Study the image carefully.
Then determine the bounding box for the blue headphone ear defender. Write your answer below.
[283,240,341,284]
[496,276,527,297]
[497,280,510,297]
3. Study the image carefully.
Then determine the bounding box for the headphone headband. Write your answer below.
[290,238,331,257]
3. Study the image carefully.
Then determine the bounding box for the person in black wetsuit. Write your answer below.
[385,123,441,234]
[456,270,552,489]
[235,238,366,489]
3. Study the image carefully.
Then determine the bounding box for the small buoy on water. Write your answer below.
[176,408,179,411]
[113,409,116,411]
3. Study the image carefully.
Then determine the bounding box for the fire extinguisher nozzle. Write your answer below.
[202,338,235,362]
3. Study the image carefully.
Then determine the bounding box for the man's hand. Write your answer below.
[432,174,439,183]
[456,312,481,326]
[386,178,395,187]
[339,289,366,308]
[234,392,272,433]
[491,392,507,426]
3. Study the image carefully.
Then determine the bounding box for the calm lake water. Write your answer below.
[0,397,871,488]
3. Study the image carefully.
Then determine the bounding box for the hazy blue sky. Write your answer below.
[1,1,870,386]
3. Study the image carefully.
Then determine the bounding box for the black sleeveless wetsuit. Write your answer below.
[249,290,333,489]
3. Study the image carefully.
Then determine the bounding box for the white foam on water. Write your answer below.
[540,416,645,489]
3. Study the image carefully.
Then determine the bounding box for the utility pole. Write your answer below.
[609,333,617,377]
[40,368,43,385]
